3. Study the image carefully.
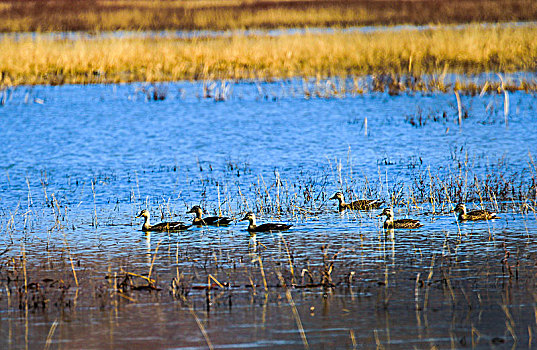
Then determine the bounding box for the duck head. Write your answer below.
[241,212,255,222]
[454,203,466,214]
[377,208,394,219]
[136,209,150,219]
[187,206,204,215]
[330,192,344,201]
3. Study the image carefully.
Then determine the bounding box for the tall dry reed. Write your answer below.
[1,25,536,86]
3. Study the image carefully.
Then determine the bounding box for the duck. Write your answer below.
[135,209,190,232]
[377,208,423,229]
[240,212,292,233]
[187,206,233,226]
[454,203,499,221]
[330,191,383,211]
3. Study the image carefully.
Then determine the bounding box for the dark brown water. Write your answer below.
[1,78,536,348]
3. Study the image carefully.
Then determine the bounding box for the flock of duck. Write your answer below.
[136,192,499,233]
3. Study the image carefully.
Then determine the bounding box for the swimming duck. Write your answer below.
[187,206,233,226]
[240,212,292,233]
[377,208,423,229]
[136,209,190,232]
[330,191,383,211]
[454,203,499,221]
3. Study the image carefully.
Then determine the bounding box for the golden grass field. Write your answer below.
[1,25,536,86]
[0,0,536,32]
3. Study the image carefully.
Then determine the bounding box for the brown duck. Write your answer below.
[454,203,499,221]
[241,212,292,233]
[187,206,233,226]
[136,209,190,232]
[377,208,423,229]
[330,192,383,211]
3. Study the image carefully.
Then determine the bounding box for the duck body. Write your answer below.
[187,206,233,226]
[383,218,423,229]
[136,210,190,232]
[241,212,292,233]
[378,208,423,229]
[455,203,499,221]
[193,216,233,226]
[330,192,383,211]
[249,223,293,233]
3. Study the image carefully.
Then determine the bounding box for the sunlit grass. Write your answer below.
[1,0,536,32]
[1,25,536,86]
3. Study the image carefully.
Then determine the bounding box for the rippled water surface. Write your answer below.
[1,80,536,349]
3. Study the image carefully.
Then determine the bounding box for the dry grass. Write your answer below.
[1,24,537,86]
[0,0,536,32]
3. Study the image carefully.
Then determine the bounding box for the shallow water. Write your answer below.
[1,79,536,348]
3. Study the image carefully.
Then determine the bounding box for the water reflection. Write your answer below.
[145,232,152,268]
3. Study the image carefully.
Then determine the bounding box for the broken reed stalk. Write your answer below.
[208,274,224,289]
[501,303,518,343]
[350,329,357,349]
[504,89,509,127]
[25,176,33,209]
[40,173,49,205]
[148,240,162,280]
[91,179,97,227]
[275,271,309,348]
[4,282,11,308]
[423,254,435,311]
[43,320,59,350]
[21,242,27,294]
[62,233,79,287]
[257,256,268,292]
[427,166,435,213]
[280,235,296,285]
[217,183,222,217]
[497,73,509,127]
[189,309,214,350]
[176,241,180,281]
[454,90,462,126]
[121,270,155,284]
[374,329,384,349]
[414,272,421,311]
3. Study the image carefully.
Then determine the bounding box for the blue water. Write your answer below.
[1,80,535,204]
[0,79,536,348]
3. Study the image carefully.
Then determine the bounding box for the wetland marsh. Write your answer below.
[2,1,537,346]
[1,78,536,348]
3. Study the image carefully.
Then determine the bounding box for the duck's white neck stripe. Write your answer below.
[143,214,151,229]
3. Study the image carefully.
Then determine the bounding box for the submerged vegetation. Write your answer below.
[1,0,536,32]
[1,150,536,347]
[1,25,537,86]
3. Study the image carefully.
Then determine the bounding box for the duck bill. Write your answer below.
[329,195,337,200]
